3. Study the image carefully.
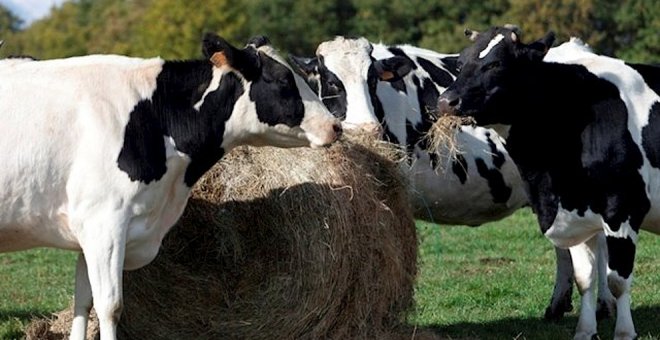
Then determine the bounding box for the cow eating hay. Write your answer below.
[26,135,422,339]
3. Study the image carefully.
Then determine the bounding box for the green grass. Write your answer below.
[0,249,76,339]
[410,208,660,339]
[0,209,658,339]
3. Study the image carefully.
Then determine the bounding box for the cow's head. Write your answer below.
[289,36,414,133]
[438,26,555,126]
[202,33,341,150]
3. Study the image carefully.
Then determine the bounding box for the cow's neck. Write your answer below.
[118,60,245,188]
[159,60,247,187]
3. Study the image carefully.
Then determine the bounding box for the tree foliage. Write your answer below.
[1,0,658,63]
[0,4,22,35]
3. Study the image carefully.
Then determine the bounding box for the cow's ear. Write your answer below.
[525,31,555,60]
[202,32,235,67]
[288,55,319,77]
[373,56,414,82]
[464,28,480,41]
[202,32,260,80]
[246,35,271,49]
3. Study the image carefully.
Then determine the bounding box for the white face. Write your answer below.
[220,45,340,150]
[316,37,380,130]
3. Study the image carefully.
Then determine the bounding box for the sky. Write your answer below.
[1,0,68,27]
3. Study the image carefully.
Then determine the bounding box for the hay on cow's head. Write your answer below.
[28,133,421,339]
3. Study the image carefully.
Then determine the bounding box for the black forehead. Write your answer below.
[460,27,517,63]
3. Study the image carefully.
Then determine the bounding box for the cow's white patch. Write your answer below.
[317,37,378,128]
[193,67,225,111]
[479,34,505,59]
[545,205,603,248]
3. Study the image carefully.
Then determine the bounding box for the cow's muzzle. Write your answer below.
[438,90,462,116]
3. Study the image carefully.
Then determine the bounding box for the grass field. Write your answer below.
[0,208,658,339]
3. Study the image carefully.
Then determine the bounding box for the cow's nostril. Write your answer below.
[448,97,460,107]
[333,123,343,137]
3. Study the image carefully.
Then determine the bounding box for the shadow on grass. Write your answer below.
[414,305,660,340]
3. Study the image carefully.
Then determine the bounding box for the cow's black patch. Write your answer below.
[250,53,304,127]
[389,78,407,93]
[318,56,348,120]
[440,56,460,75]
[406,75,439,156]
[606,235,636,279]
[117,60,243,187]
[642,102,660,168]
[117,100,168,184]
[451,154,468,184]
[475,158,512,203]
[388,47,417,70]
[182,72,244,185]
[417,57,454,88]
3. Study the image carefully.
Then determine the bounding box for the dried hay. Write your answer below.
[423,115,475,172]
[25,309,98,340]
[27,134,424,339]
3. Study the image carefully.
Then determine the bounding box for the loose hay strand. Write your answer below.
[423,115,475,173]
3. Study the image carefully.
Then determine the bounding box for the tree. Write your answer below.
[0,4,22,34]
[417,0,509,53]
[497,0,613,54]
[244,0,356,55]
[612,0,660,62]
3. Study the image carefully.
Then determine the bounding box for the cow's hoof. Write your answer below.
[613,331,637,340]
[544,298,573,322]
[573,331,597,340]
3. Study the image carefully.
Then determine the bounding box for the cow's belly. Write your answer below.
[0,214,80,252]
[406,153,527,226]
[545,206,604,248]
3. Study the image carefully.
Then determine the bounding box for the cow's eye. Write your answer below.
[483,61,501,71]
[328,81,341,91]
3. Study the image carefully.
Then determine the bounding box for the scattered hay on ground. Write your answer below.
[28,134,425,339]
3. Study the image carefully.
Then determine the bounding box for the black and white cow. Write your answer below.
[439,26,660,340]
[0,33,340,340]
[290,36,620,323]
[290,37,528,226]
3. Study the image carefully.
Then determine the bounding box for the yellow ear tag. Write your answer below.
[210,52,228,68]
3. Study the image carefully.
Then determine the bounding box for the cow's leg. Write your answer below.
[70,253,93,340]
[544,246,574,321]
[570,235,600,340]
[79,217,128,340]
[604,234,637,340]
[595,232,616,320]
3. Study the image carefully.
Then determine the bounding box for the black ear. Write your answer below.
[526,31,555,60]
[247,35,271,48]
[373,56,414,82]
[288,55,319,77]
[202,32,260,81]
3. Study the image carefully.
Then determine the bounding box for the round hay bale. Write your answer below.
[28,135,420,339]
